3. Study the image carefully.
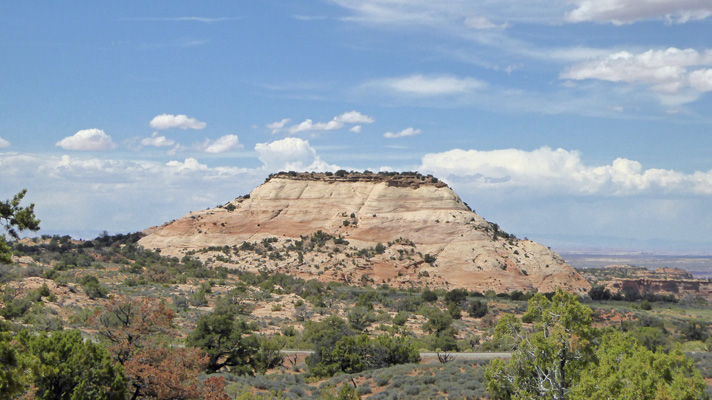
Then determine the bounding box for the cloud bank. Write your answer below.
[565,0,712,24]
[561,48,712,93]
[420,146,712,196]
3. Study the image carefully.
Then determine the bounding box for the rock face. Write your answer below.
[139,172,590,293]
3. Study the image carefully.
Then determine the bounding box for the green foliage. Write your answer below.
[348,306,377,332]
[21,329,126,400]
[1,189,41,264]
[486,290,596,399]
[422,308,453,335]
[304,316,355,371]
[682,321,710,342]
[422,308,458,351]
[444,288,468,305]
[0,331,27,398]
[186,303,262,374]
[485,290,708,400]
[0,286,45,321]
[311,333,420,377]
[188,289,208,307]
[481,314,522,352]
[421,288,438,303]
[79,274,109,299]
[423,253,436,264]
[253,336,286,375]
[392,311,409,326]
[467,299,488,318]
[572,331,707,400]
[446,302,462,320]
[311,334,371,377]
[38,282,51,297]
[588,285,612,300]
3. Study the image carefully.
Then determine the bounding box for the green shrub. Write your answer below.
[467,300,488,318]
[421,289,437,303]
[79,274,108,299]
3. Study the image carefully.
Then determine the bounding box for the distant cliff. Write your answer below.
[139,171,590,293]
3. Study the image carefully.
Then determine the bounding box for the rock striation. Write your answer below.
[139,172,590,293]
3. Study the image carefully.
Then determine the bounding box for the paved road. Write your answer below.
[282,350,511,360]
[419,352,511,360]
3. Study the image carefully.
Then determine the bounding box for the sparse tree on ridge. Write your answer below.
[0,189,41,264]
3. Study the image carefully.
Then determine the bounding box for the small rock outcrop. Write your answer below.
[139,171,590,293]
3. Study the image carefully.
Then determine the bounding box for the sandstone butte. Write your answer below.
[139,172,591,294]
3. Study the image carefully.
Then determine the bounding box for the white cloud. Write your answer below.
[350,125,362,133]
[0,152,262,235]
[689,68,712,91]
[334,111,374,124]
[420,147,712,196]
[0,137,9,148]
[384,127,422,139]
[56,129,117,151]
[150,114,207,130]
[565,0,712,24]
[268,111,374,135]
[141,132,175,147]
[365,74,485,96]
[464,15,507,30]
[166,158,208,172]
[289,119,341,134]
[267,118,291,134]
[561,48,712,102]
[329,0,562,26]
[202,134,243,153]
[255,137,337,171]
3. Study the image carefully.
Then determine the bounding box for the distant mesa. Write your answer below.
[139,171,590,293]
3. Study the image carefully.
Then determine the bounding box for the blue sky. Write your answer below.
[2,1,712,253]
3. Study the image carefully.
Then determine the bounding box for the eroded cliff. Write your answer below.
[139,172,590,293]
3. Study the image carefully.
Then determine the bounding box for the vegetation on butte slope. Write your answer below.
[0,230,710,398]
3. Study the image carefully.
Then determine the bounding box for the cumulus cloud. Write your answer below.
[56,129,118,151]
[141,132,175,147]
[335,111,374,124]
[565,0,712,24]
[254,137,337,171]
[268,111,374,135]
[150,114,207,130]
[166,158,208,172]
[350,125,362,133]
[0,152,264,235]
[365,74,485,96]
[420,146,712,196]
[0,137,9,148]
[383,127,422,139]
[202,134,243,153]
[561,48,712,102]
